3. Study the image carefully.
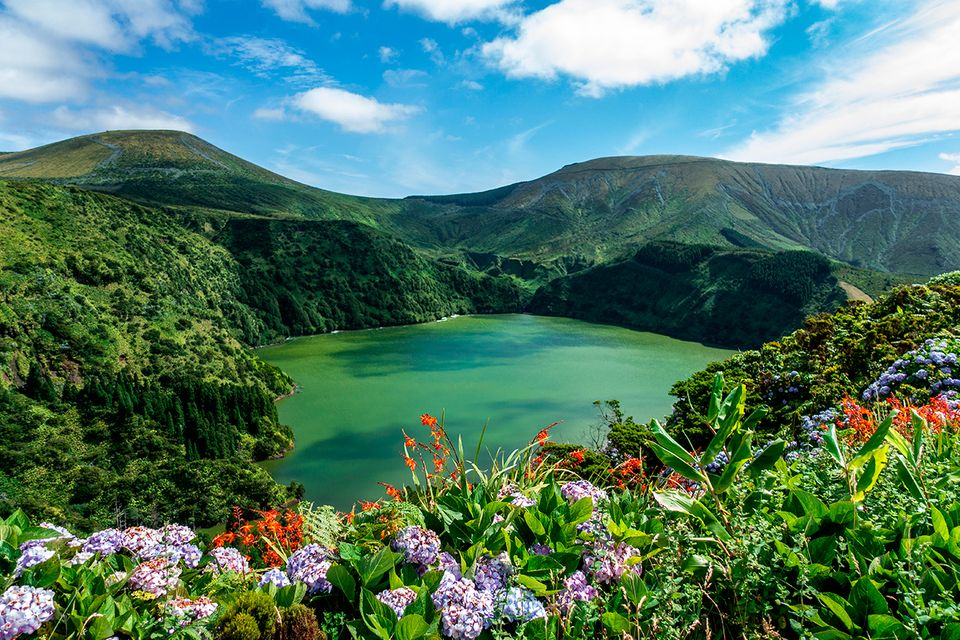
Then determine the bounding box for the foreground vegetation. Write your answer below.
[5,275,960,638]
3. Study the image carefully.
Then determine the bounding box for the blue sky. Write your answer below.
[1,0,959,197]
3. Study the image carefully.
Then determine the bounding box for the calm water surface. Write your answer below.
[260,314,732,509]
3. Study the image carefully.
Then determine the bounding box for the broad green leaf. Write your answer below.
[357,547,398,589]
[706,373,724,423]
[648,443,703,484]
[567,497,593,526]
[326,564,357,603]
[850,413,894,470]
[602,612,631,634]
[396,614,429,640]
[866,614,908,640]
[816,593,854,631]
[741,405,769,432]
[850,577,889,619]
[891,456,925,502]
[654,491,730,541]
[715,432,754,493]
[523,510,546,536]
[748,440,786,478]
[823,424,845,467]
[853,446,888,502]
[650,421,699,470]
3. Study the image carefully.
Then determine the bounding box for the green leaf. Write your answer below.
[648,442,703,484]
[649,421,699,471]
[714,432,754,493]
[566,497,593,526]
[87,615,115,640]
[891,456,925,502]
[748,439,786,478]
[357,546,399,589]
[326,564,357,604]
[741,405,768,432]
[706,373,724,423]
[823,424,845,468]
[933,506,950,541]
[853,446,888,502]
[866,614,907,639]
[654,491,730,541]
[516,574,548,596]
[817,593,854,631]
[850,413,894,470]
[850,577,889,619]
[395,614,430,640]
[601,612,631,635]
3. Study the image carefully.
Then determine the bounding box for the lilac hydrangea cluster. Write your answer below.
[286,544,333,594]
[584,541,642,585]
[146,543,202,569]
[863,338,960,404]
[258,568,292,588]
[164,596,218,628]
[82,529,124,556]
[528,543,551,556]
[37,523,79,547]
[392,526,441,566]
[161,525,196,546]
[376,587,417,618]
[497,485,537,509]
[560,480,608,505]
[556,571,599,613]
[433,572,495,640]
[704,451,729,474]
[0,585,56,640]
[206,547,250,575]
[473,554,511,592]
[122,527,164,557]
[437,552,462,578]
[800,408,838,446]
[129,558,181,597]
[15,540,55,577]
[498,587,546,622]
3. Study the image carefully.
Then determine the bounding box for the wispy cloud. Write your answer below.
[51,105,196,132]
[261,0,351,24]
[725,1,960,165]
[292,87,421,133]
[483,0,790,97]
[211,37,331,86]
[383,0,519,24]
[0,0,198,103]
[940,152,960,176]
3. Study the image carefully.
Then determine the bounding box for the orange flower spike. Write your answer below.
[402,429,417,449]
[433,456,445,473]
[570,450,586,464]
[421,413,438,427]
[404,455,417,471]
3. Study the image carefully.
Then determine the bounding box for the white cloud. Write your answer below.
[292,87,421,133]
[0,0,198,103]
[253,107,288,121]
[383,0,517,24]
[213,37,330,85]
[460,80,484,90]
[379,46,398,63]
[383,68,429,88]
[51,105,196,132]
[483,0,790,97]
[725,1,960,165]
[261,0,351,23]
[940,152,960,176]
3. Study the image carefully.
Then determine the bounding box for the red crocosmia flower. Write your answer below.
[420,414,438,427]
[570,450,586,464]
[404,455,417,471]
[402,429,417,449]
[360,500,380,512]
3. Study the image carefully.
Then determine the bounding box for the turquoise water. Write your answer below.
[260,314,731,509]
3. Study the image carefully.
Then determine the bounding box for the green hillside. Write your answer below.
[0,180,522,529]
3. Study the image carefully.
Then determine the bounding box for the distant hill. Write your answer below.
[399,155,960,275]
[3,132,958,276]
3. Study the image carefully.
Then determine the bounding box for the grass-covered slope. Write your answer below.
[526,243,850,347]
[0,130,396,226]
[0,180,523,529]
[399,155,960,275]
[0,180,295,530]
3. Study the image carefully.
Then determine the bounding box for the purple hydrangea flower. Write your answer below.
[435,578,495,640]
[0,585,56,640]
[376,587,417,618]
[392,526,441,566]
[584,542,642,584]
[129,558,181,597]
[161,525,196,546]
[499,587,546,622]
[122,527,163,557]
[560,480,607,505]
[528,543,551,556]
[473,554,511,593]
[206,547,250,575]
[258,568,292,589]
[165,596,218,628]
[15,540,55,576]
[556,571,599,613]
[437,552,462,578]
[162,544,202,569]
[37,523,79,547]
[286,544,332,594]
[82,529,124,556]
